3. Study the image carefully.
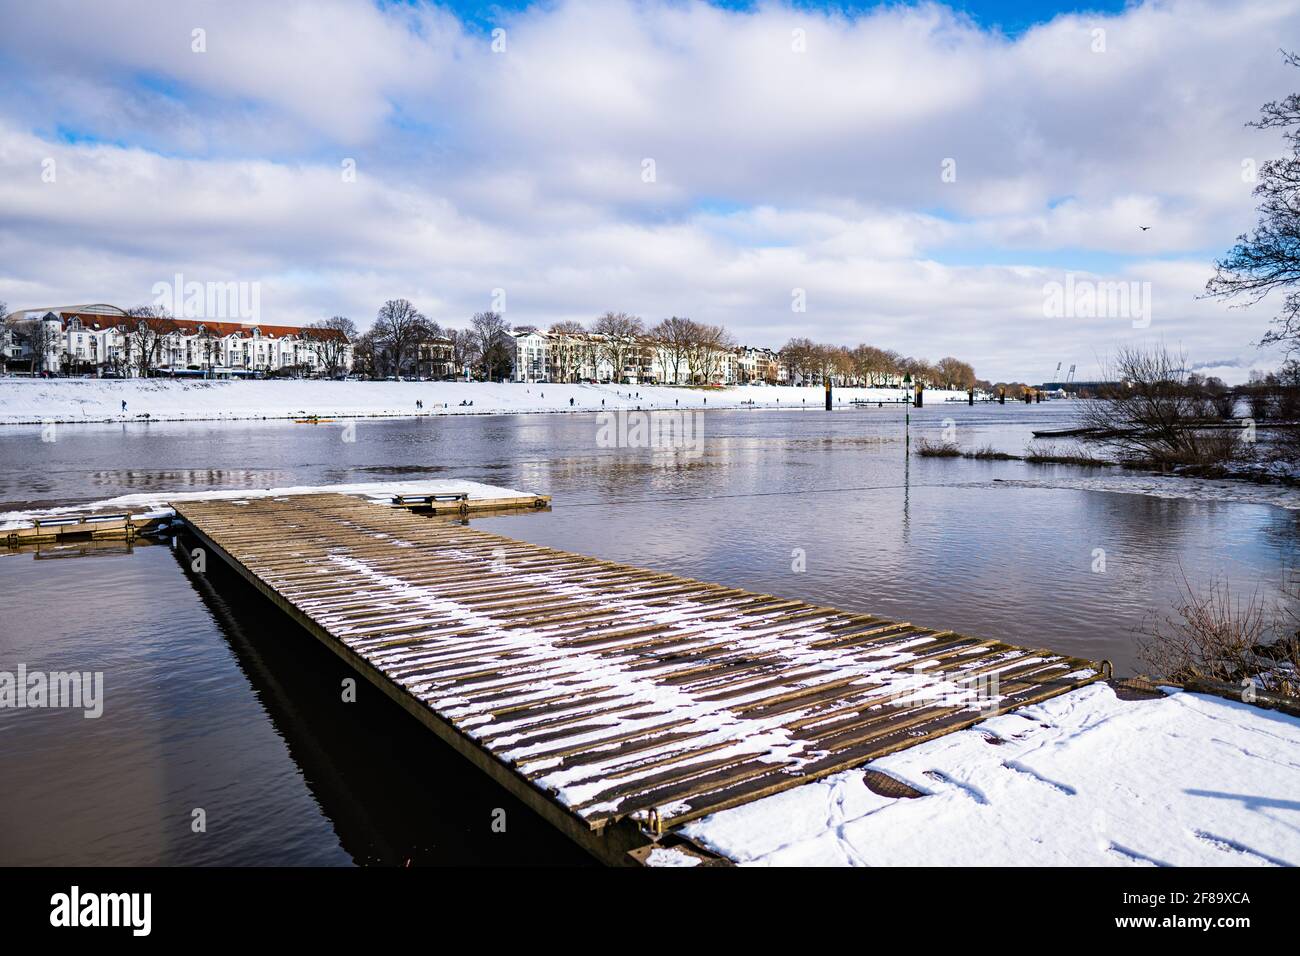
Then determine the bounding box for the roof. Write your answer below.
[15,307,348,341]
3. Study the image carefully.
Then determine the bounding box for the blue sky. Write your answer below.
[434,0,1135,34]
[0,0,1292,382]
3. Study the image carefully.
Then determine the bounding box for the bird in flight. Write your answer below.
[1139,225,1151,231]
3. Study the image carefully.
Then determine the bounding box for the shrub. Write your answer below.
[915,438,961,457]
[1140,575,1298,698]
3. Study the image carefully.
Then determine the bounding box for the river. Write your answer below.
[1,402,1295,863]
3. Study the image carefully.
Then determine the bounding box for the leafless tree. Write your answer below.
[1205,51,1300,354]
[935,356,977,390]
[779,337,819,385]
[121,306,174,378]
[851,345,897,386]
[649,316,694,385]
[547,320,587,382]
[592,311,644,383]
[1078,345,1243,467]
[679,323,728,384]
[471,311,513,380]
[373,299,425,377]
[304,316,357,378]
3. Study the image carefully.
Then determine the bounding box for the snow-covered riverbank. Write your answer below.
[0,378,972,425]
[679,682,1300,866]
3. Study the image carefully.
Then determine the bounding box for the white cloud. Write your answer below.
[0,0,1295,383]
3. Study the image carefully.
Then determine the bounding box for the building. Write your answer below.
[511,328,741,385]
[735,346,782,385]
[415,336,456,379]
[3,305,352,377]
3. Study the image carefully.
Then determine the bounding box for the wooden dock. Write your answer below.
[3,512,141,546]
[174,492,1102,865]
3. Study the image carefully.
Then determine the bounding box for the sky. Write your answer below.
[0,0,1294,383]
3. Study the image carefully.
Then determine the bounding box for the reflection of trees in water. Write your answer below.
[171,537,591,866]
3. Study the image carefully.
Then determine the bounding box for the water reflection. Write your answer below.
[0,539,590,866]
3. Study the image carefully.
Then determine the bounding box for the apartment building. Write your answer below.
[5,304,352,377]
[511,328,739,385]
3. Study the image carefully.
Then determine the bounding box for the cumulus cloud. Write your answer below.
[0,0,1295,383]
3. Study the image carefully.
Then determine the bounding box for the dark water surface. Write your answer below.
[1,403,1295,864]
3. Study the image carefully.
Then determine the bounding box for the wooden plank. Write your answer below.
[172,492,1103,864]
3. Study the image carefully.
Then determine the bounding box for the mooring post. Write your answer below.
[914,383,923,408]
[902,372,913,450]
[968,387,974,406]
[999,387,1005,405]
[825,377,832,411]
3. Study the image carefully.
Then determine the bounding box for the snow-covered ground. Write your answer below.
[0,479,538,531]
[0,378,971,425]
[678,683,1300,866]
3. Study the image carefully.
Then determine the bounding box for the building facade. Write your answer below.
[511,328,743,386]
[3,305,352,377]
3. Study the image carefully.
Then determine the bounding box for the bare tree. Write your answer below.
[304,316,357,378]
[373,299,425,377]
[1206,51,1300,354]
[779,337,818,385]
[592,311,644,383]
[471,311,513,381]
[649,316,694,385]
[547,320,587,382]
[350,328,380,379]
[935,356,977,390]
[1078,345,1243,467]
[121,306,174,378]
[851,345,896,386]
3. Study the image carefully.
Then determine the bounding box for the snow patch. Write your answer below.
[680,684,1300,866]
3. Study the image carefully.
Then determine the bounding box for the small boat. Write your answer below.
[1031,426,1101,438]
[293,416,335,424]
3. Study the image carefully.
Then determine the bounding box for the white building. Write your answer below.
[4,304,352,377]
[511,328,740,386]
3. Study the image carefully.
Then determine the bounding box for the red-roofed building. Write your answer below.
[6,305,353,378]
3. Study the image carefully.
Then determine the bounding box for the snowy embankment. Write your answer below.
[678,683,1300,867]
[0,479,536,532]
[0,378,971,425]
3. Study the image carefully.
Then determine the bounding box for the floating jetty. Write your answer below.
[172,492,1102,865]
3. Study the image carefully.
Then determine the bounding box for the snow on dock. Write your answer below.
[173,492,1099,864]
[0,479,544,535]
[679,681,1300,867]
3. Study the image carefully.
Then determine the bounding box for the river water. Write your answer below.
[1,402,1295,864]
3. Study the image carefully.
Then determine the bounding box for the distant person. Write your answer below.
[569,397,575,407]
[121,400,127,413]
